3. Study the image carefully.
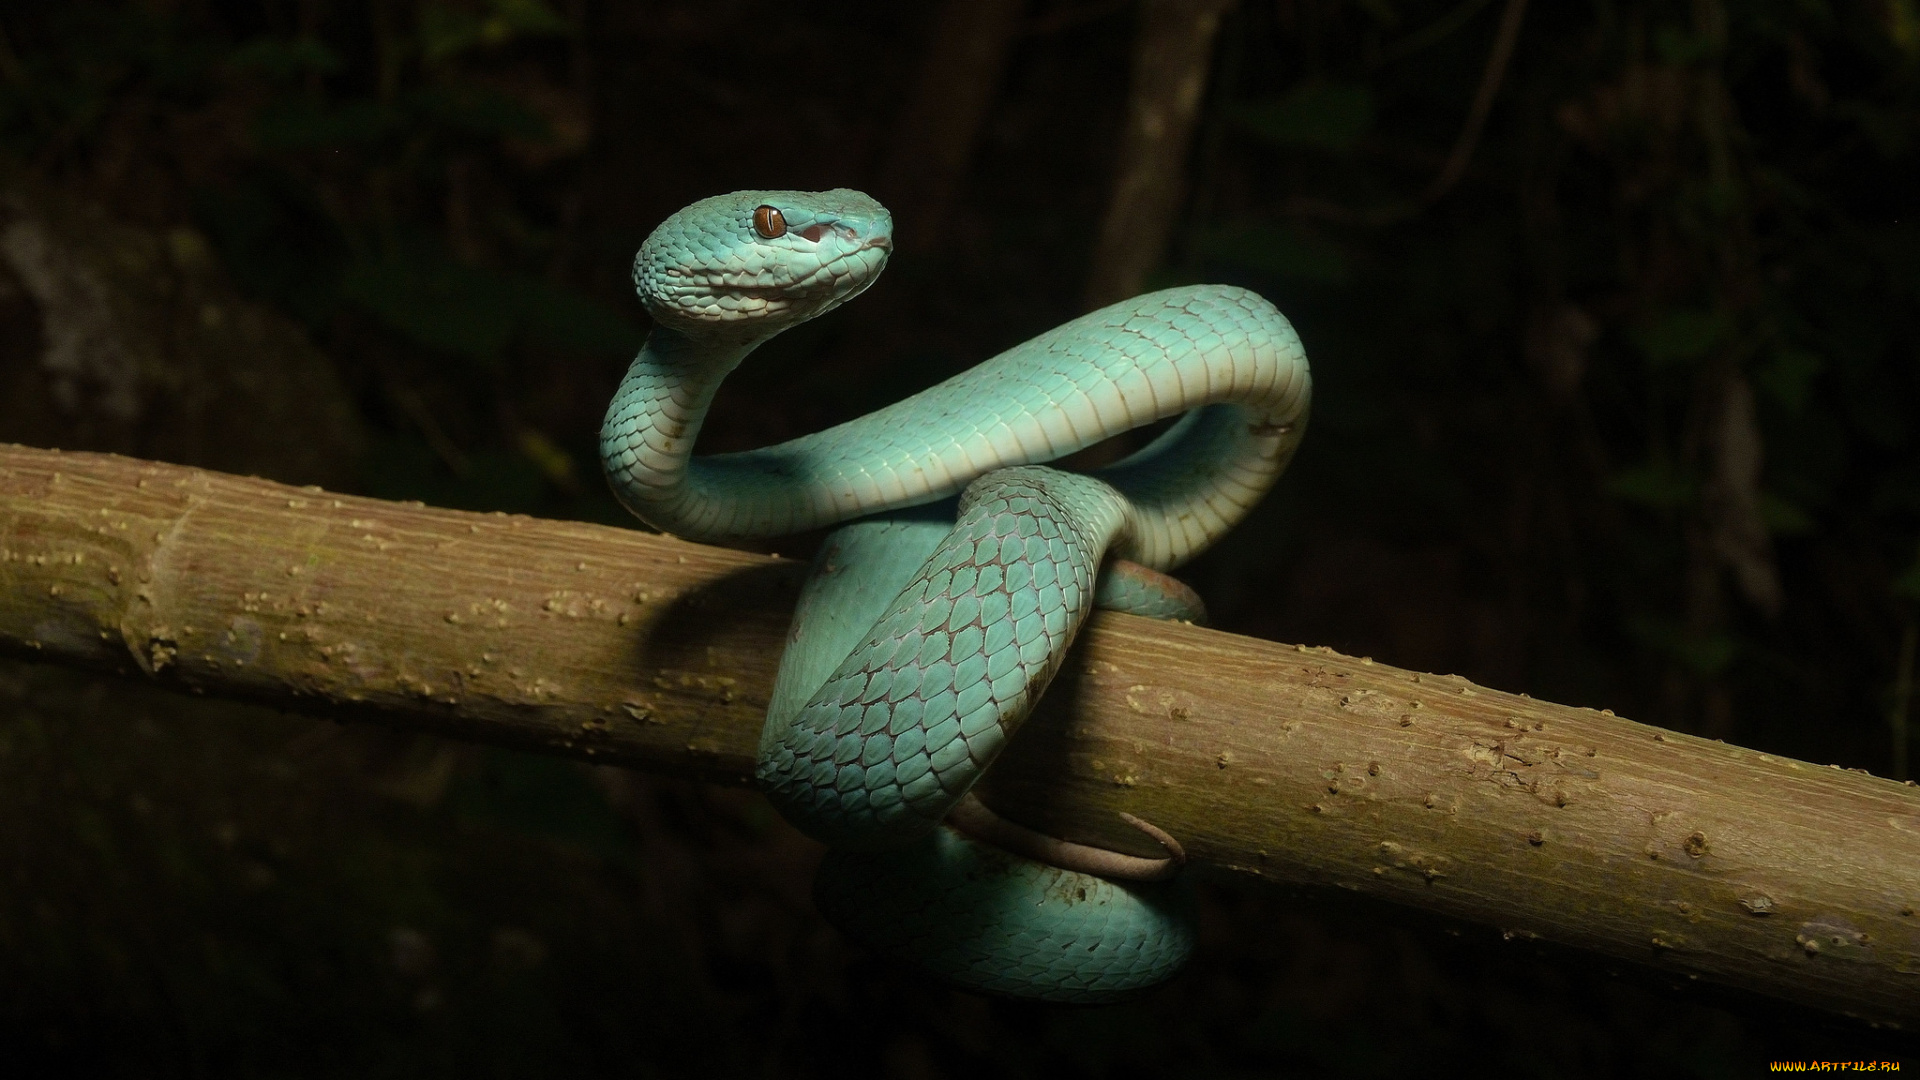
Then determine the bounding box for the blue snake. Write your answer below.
[601,190,1310,1002]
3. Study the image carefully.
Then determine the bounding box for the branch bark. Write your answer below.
[3,443,1918,1027]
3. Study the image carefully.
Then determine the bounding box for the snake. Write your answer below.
[601,189,1310,1002]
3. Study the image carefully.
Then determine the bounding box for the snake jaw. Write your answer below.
[632,188,893,338]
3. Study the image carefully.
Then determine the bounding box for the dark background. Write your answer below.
[0,0,1916,1075]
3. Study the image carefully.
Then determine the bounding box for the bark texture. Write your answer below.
[2,444,1918,1027]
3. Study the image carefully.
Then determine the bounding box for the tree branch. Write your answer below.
[3,443,1917,1027]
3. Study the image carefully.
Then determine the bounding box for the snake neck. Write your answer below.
[600,326,763,534]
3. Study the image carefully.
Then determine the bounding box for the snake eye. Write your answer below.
[752,205,786,239]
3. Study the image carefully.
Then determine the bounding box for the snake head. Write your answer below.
[633,189,893,340]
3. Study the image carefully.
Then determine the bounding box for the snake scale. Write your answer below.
[601,190,1311,1002]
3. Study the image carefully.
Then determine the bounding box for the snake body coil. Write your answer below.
[602,190,1310,1002]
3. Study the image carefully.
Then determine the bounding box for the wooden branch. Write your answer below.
[3,443,1918,1027]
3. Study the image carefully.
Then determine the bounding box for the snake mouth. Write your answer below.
[654,242,889,327]
[797,223,893,251]
[800,240,889,285]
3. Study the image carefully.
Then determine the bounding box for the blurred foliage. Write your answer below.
[1171,0,1920,779]
[1233,81,1375,152]
[0,0,628,520]
[0,661,789,1077]
[0,0,1916,1073]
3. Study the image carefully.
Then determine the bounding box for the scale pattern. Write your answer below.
[757,468,1128,851]
[1093,559,1207,623]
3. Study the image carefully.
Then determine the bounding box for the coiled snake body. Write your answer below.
[602,190,1310,1002]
